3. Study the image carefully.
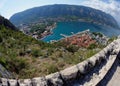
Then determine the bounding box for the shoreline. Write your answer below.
[40,21,120,42]
[49,29,90,43]
[39,22,57,40]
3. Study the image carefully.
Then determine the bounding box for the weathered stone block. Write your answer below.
[113,40,119,45]
[46,72,63,86]
[113,45,120,50]
[110,42,115,47]
[88,56,97,67]
[19,79,32,86]
[60,65,78,81]
[18,83,27,86]
[103,48,108,55]
[111,49,120,55]
[32,77,48,86]
[106,45,113,53]
[99,50,106,60]
[1,78,8,86]
[9,79,18,86]
[77,61,88,74]
[94,53,103,65]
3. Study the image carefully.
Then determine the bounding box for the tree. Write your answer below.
[66,45,79,53]
[0,35,3,43]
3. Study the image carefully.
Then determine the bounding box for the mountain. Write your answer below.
[10,4,119,28]
[0,15,17,31]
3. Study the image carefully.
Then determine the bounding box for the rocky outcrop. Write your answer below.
[0,36,120,86]
[0,64,13,78]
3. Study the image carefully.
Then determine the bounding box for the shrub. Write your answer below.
[92,32,103,37]
[19,50,25,56]
[47,64,59,74]
[66,45,79,53]
[0,36,2,43]
[32,50,39,57]
[0,57,7,67]
[7,57,28,74]
[0,56,28,74]
[108,36,117,43]
[88,43,97,49]
[31,49,42,57]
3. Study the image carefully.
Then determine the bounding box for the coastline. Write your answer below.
[39,22,57,40]
[49,29,90,43]
[40,20,119,42]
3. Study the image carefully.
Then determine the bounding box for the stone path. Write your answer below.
[83,55,117,86]
[97,58,120,86]
[107,60,120,86]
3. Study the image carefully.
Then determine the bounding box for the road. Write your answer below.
[97,58,120,86]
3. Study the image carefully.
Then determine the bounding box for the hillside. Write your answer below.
[0,15,17,30]
[0,16,55,78]
[10,4,119,28]
[0,16,116,78]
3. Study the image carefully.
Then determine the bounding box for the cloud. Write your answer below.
[80,0,120,26]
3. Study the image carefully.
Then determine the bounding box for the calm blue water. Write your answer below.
[42,21,120,42]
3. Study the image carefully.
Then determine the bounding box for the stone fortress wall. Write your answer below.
[0,36,120,86]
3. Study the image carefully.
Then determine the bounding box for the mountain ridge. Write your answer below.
[0,15,17,31]
[9,4,119,28]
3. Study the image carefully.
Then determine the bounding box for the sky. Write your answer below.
[0,0,120,25]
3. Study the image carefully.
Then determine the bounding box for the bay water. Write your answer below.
[42,21,120,42]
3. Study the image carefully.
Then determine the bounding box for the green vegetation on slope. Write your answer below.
[0,25,103,78]
[0,25,54,78]
[0,15,108,78]
[30,24,46,33]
